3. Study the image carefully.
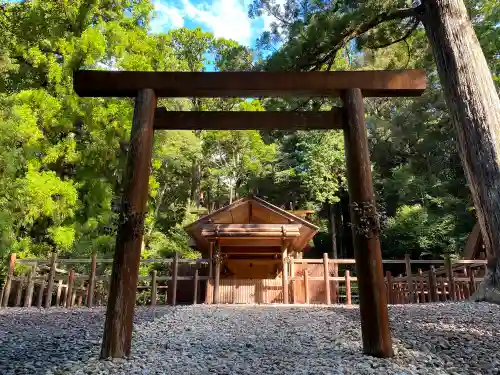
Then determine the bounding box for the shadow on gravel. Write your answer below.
[0,307,179,375]
[0,308,106,375]
[329,302,500,367]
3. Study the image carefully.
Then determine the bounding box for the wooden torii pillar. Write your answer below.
[74,69,426,359]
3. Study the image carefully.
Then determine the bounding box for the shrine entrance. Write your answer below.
[73,68,426,359]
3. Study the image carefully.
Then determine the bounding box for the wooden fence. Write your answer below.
[0,253,488,308]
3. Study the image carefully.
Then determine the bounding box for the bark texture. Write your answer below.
[100,89,157,358]
[342,88,393,358]
[420,0,500,303]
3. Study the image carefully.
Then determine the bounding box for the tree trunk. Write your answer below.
[335,201,344,258]
[327,202,338,259]
[420,0,500,302]
[340,189,354,258]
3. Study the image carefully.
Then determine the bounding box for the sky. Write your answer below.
[149,0,277,47]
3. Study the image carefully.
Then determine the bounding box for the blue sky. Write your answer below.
[149,0,276,47]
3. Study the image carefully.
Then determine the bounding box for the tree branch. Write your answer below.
[299,7,418,70]
[366,19,420,50]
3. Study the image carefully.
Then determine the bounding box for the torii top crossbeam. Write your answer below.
[73,69,426,361]
[74,69,426,98]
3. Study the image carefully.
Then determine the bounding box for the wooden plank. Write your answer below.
[154,109,344,130]
[101,89,156,359]
[150,270,157,306]
[409,260,446,264]
[330,259,357,264]
[44,252,57,308]
[74,70,427,98]
[342,88,393,358]
[171,253,179,306]
[345,270,352,305]
[323,253,331,305]
[201,223,303,231]
[86,253,97,307]
[24,266,35,307]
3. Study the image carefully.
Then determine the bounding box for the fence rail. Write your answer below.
[0,252,488,309]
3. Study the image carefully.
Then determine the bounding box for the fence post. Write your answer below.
[417,269,423,303]
[213,243,220,304]
[469,268,476,295]
[171,253,179,306]
[66,269,75,308]
[55,280,63,307]
[290,258,295,304]
[282,245,289,304]
[428,266,438,302]
[323,253,331,305]
[404,254,415,303]
[445,256,456,301]
[304,270,309,304]
[438,277,446,301]
[332,262,338,303]
[44,252,57,308]
[345,270,352,305]
[462,267,470,299]
[71,282,77,307]
[193,269,199,304]
[150,270,157,306]
[397,274,403,304]
[14,279,23,307]
[36,277,46,308]
[86,252,97,307]
[208,242,213,305]
[1,253,17,307]
[385,271,392,304]
[24,265,35,307]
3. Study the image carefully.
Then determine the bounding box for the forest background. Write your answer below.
[0,0,498,277]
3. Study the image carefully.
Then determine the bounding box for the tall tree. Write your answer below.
[252,0,500,301]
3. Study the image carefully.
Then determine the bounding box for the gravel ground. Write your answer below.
[1,302,500,375]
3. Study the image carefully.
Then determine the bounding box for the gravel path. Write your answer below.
[1,302,499,375]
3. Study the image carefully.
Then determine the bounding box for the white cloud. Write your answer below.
[150,0,185,33]
[181,0,253,44]
[150,0,258,45]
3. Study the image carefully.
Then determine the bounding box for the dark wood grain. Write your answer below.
[74,70,426,98]
[100,89,157,359]
[154,109,344,130]
[342,88,393,358]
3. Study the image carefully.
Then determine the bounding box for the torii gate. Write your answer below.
[74,69,426,359]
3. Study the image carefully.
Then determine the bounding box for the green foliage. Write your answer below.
[1,0,497,279]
